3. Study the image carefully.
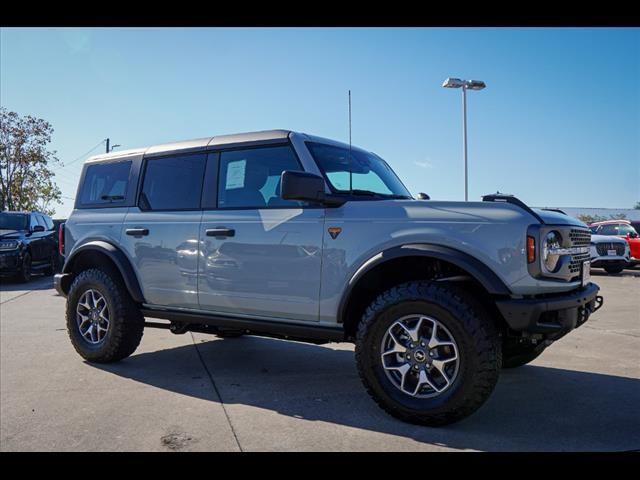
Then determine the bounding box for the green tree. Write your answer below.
[635,202,640,210]
[0,108,61,215]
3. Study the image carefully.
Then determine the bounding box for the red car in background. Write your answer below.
[589,219,640,267]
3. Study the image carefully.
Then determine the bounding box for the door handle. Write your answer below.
[126,228,149,236]
[206,228,235,238]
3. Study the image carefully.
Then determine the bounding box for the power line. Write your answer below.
[53,139,106,172]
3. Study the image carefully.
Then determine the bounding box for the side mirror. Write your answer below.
[629,231,638,239]
[280,171,344,207]
[32,225,45,233]
[417,192,430,200]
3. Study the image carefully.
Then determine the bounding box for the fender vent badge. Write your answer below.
[328,227,342,240]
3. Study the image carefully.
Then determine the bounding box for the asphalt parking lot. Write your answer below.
[1,270,638,452]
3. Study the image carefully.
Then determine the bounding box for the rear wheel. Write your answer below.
[355,281,501,426]
[66,268,144,363]
[44,249,57,276]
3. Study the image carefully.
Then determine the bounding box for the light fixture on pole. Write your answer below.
[442,77,486,201]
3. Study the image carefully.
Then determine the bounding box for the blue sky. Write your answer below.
[1,27,638,217]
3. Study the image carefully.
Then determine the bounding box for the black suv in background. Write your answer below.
[0,211,59,282]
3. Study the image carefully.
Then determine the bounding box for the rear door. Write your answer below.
[198,145,325,322]
[120,152,207,309]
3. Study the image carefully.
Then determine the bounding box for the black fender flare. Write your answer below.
[338,243,511,323]
[62,240,145,303]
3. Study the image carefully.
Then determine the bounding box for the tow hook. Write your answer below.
[593,295,604,313]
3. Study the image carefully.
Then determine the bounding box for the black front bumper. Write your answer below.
[0,250,22,275]
[496,283,603,339]
[54,273,71,296]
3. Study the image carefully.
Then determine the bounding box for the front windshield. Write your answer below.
[306,142,412,198]
[0,213,28,231]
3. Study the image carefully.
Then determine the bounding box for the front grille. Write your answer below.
[568,227,591,276]
[596,242,626,256]
[569,228,590,247]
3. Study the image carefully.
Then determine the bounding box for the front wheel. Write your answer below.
[355,281,501,426]
[17,253,32,283]
[604,265,624,274]
[66,268,144,363]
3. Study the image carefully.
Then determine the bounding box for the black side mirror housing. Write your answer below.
[629,231,638,239]
[280,171,344,207]
[417,192,430,200]
[32,225,45,233]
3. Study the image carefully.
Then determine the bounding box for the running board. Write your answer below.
[141,308,345,344]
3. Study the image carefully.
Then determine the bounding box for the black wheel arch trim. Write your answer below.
[61,240,145,303]
[338,243,511,323]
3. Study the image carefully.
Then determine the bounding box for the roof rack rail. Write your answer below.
[482,193,545,224]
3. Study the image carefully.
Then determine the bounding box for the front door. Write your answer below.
[198,145,324,322]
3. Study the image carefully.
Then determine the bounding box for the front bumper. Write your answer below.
[0,250,22,275]
[496,282,602,339]
[591,259,628,268]
[54,273,71,296]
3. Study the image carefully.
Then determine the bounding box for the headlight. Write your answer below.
[542,231,562,272]
[0,240,19,251]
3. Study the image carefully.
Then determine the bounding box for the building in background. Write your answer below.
[537,207,640,224]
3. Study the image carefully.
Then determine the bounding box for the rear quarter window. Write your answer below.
[79,161,132,207]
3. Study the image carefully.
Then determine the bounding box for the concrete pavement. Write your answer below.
[1,270,639,451]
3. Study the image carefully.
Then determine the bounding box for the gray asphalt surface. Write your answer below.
[1,270,638,451]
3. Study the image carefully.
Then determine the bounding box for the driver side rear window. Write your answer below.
[79,161,131,206]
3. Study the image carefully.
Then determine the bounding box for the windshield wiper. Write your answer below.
[349,189,411,199]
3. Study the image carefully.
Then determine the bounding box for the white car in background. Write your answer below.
[590,234,630,274]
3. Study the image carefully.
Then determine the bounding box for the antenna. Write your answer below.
[348,89,353,193]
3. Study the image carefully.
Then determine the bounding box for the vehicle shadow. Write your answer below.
[91,335,639,451]
[0,275,53,292]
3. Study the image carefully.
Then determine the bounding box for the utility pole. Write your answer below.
[105,138,110,154]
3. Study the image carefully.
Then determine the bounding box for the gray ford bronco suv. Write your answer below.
[55,130,603,426]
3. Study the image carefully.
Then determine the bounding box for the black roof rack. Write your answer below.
[482,193,545,224]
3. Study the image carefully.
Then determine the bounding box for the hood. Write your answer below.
[531,208,587,227]
[0,229,24,239]
[590,234,628,244]
[354,200,587,227]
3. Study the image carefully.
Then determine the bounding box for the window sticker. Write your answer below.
[226,159,246,190]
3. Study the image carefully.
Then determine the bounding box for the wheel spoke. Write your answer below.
[83,324,94,341]
[77,312,90,327]
[90,290,99,308]
[431,359,454,388]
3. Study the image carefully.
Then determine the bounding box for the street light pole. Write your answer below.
[442,77,486,202]
[462,86,468,201]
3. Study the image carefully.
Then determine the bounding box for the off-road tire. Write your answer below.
[502,341,546,368]
[604,265,624,275]
[17,252,32,283]
[66,268,144,363]
[355,281,501,426]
